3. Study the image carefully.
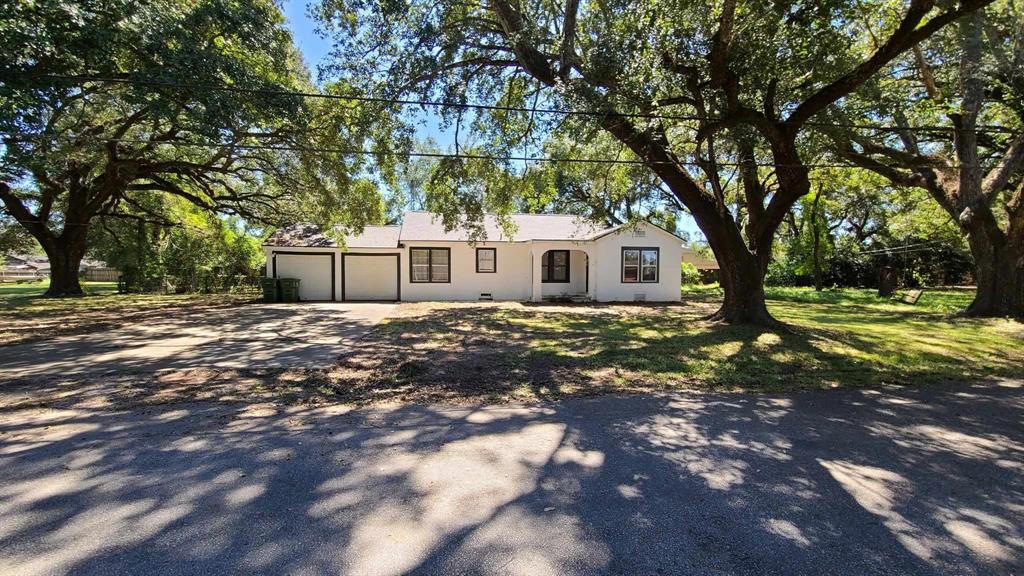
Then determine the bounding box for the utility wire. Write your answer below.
[24,74,1021,135]
[0,133,1005,171]
[857,241,946,256]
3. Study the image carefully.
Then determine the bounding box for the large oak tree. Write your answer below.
[832,3,1024,317]
[0,0,393,296]
[316,0,990,323]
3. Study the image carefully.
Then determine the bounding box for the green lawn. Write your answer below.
[682,284,976,314]
[0,280,118,301]
[0,280,254,346]
[332,287,1023,403]
[2,283,1020,407]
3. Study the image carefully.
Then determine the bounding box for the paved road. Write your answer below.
[0,380,1021,575]
[0,302,396,379]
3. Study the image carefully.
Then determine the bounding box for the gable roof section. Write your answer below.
[344,225,401,248]
[399,211,610,242]
[589,220,687,243]
[264,223,338,248]
[264,211,626,248]
[264,224,401,248]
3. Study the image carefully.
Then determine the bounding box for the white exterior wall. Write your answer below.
[263,221,682,303]
[591,223,683,302]
[401,241,533,301]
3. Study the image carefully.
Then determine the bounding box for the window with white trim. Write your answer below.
[622,248,659,283]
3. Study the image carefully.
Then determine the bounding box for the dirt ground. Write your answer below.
[3,298,1022,412]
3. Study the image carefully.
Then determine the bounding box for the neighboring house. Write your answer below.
[2,254,51,273]
[262,211,685,302]
[682,246,721,283]
[0,254,50,282]
[0,254,119,282]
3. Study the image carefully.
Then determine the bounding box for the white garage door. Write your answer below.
[275,253,334,301]
[344,254,399,301]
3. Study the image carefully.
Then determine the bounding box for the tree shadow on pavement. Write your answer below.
[0,379,1021,575]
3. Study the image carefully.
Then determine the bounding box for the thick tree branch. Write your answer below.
[559,0,580,79]
[0,182,49,240]
[787,0,993,128]
[982,133,1024,201]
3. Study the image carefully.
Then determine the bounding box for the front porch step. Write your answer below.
[542,294,593,303]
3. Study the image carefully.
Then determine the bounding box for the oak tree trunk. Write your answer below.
[706,231,775,325]
[963,219,1024,317]
[40,231,89,298]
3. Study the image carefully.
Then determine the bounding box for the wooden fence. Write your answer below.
[0,269,46,283]
[83,267,121,282]
[1,267,121,283]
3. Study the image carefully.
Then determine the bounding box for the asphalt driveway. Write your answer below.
[0,380,1021,575]
[0,302,396,379]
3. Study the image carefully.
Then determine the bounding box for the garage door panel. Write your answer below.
[275,253,334,301]
[344,255,399,301]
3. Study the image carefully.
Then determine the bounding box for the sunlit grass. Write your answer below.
[373,288,1023,396]
[0,281,254,346]
[683,284,977,314]
[0,279,117,301]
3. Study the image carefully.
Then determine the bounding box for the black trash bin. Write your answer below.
[259,277,279,303]
[279,278,301,302]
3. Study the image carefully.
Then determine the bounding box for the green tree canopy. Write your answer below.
[829,1,1024,316]
[0,0,397,296]
[315,0,991,323]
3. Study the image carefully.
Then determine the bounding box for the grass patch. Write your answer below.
[0,280,255,346]
[0,279,118,301]
[330,288,1023,403]
[682,284,976,314]
[4,286,1020,409]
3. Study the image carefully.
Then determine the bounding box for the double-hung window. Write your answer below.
[541,250,569,283]
[410,247,450,283]
[475,248,496,273]
[622,248,659,283]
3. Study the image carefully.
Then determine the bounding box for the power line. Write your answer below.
[0,133,1004,170]
[857,240,946,256]
[26,74,1021,135]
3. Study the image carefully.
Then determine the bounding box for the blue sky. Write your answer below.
[282,1,453,145]
[281,1,702,239]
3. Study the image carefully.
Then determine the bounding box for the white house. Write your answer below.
[262,211,684,303]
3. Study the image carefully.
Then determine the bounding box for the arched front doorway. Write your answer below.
[539,248,590,301]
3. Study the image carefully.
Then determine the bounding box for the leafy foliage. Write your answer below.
[0,218,37,259]
[826,1,1024,315]
[89,201,263,293]
[0,0,401,295]
[314,0,990,323]
[680,261,701,285]
[768,168,972,287]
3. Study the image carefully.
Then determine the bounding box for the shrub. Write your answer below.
[681,262,701,285]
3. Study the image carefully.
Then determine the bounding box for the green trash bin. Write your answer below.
[279,277,301,302]
[259,277,279,303]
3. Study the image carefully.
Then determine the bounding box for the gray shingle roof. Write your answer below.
[264,223,337,247]
[399,211,609,242]
[344,226,401,248]
[264,212,614,248]
[264,224,402,248]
